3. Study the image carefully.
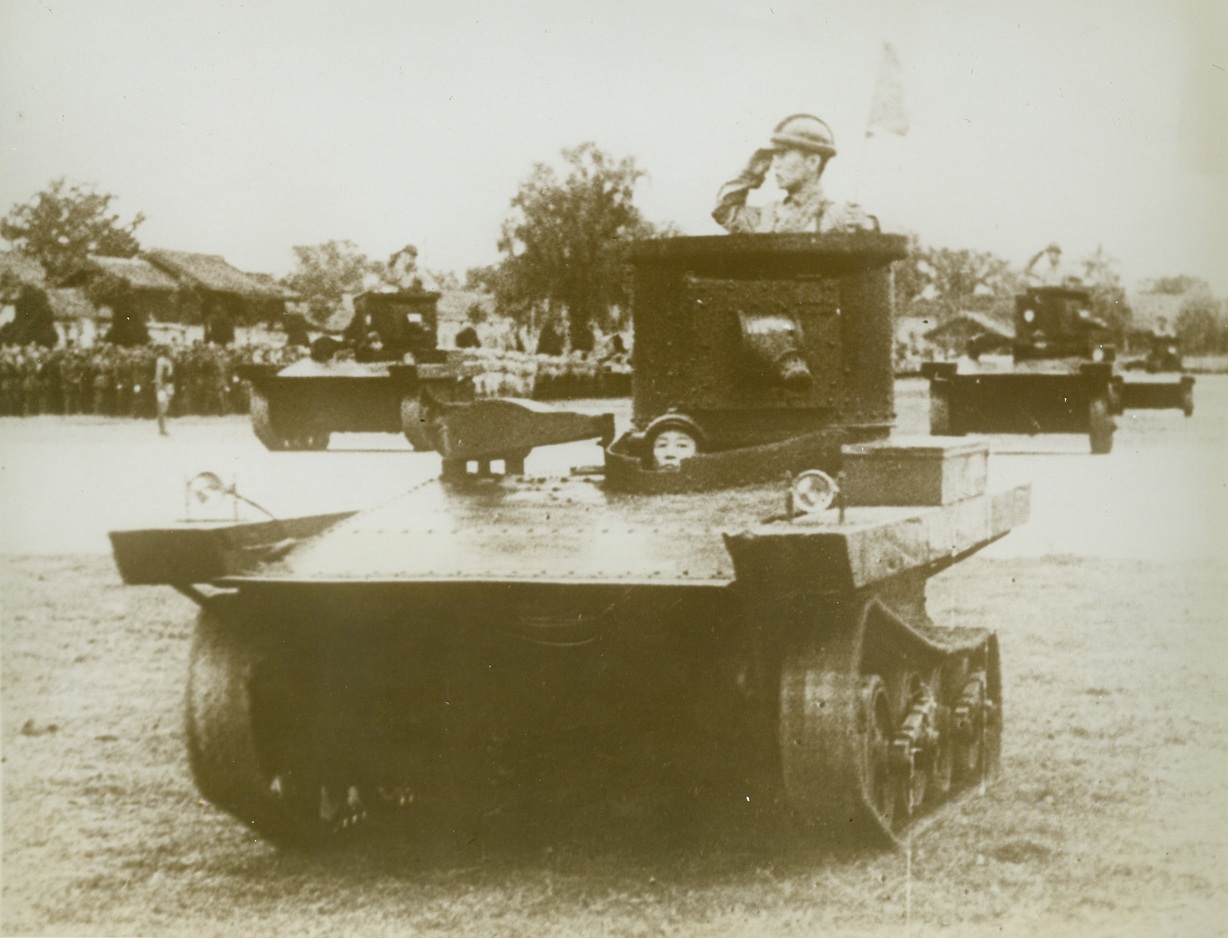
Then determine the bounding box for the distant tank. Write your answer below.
[111,232,1028,849]
[238,289,476,451]
[923,286,1122,453]
[1118,328,1195,417]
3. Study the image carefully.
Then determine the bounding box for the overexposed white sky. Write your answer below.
[1,0,1225,292]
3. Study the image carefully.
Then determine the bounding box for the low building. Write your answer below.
[65,255,183,325]
[0,252,48,298]
[923,311,1014,357]
[144,249,296,343]
[46,288,105,346]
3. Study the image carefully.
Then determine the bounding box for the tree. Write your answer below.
[494,143,663,352]
[894,238,1021,322]
[1143,274,1212,297]
[1175,294,1227,354]
[1,178,144,283]
[1075,246,1131,345]
[283,240,381,324]
[0,284,58,347]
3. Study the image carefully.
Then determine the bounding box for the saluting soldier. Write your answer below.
[713,114,876,235]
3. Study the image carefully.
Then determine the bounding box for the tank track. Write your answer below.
[186,597,412,848]
[777,584,1001,845]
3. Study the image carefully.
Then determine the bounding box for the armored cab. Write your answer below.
[238,289,476,451]
[110,232,1028,850]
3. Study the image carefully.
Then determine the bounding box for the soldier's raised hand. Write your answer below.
[743,147,776,185]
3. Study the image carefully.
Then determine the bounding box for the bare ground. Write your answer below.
[3,558,1226,936]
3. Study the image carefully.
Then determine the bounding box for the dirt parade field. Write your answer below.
[2,378,1226,937]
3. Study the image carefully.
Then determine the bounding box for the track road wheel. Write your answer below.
[186,600,378,848]
[860,676,898,832]
[1088,397,1114,454]
[929,385,952,436]
[401,398,436,451]
[891,678,941,821]
[926,704,955,806]
[249,390,284,451]
[952,671,990,787]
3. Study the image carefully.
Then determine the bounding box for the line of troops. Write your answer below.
[0,343,309,418]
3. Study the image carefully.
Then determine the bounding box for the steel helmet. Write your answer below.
[644,413,707,449]
[770,114,837,158]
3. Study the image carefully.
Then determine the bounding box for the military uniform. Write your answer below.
[712,113,875,236]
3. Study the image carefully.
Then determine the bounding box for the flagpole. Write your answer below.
[857,41,909,207]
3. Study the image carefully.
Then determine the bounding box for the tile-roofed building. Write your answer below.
[45,288,105,346]
[143,249,292,299]
[84,255,180,291]
[0,251,48,300]
[61,254,185,326]
[143,249,294,344]
[46,287,98,322]
[923,310,1015,356]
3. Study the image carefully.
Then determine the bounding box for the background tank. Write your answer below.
[922,286,1120,453]
[1118,328,1195,417]
[238,289,475,451]
[110,231,1028,850]
[923,285,1194,453]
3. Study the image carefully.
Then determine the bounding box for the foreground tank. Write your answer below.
[111,232,1028,849]
[238,290,475,450]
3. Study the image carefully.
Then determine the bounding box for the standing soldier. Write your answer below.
[40,350,63,415]
[0,350,14,415]
[1024,242,1080,287]
[62,348,84,415]
[155,346,175,435]
[93,348,115,416]
[184,342,205,415]
[125,349,148,418]
[113,348,133,418]
[22,349,42,416]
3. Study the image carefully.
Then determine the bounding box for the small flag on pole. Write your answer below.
[866,42,909,137]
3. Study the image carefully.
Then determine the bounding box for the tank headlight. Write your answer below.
[184,471,276,521]
[1167,345,1177,355]
[1078,309,1091,319]
[1023,309,1036,323]
[791,469,839,514]
[1092,347,1105,362]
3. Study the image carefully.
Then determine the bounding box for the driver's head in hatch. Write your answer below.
[643,414,705,471]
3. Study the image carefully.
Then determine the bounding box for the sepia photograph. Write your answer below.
[2,1,1226,935]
